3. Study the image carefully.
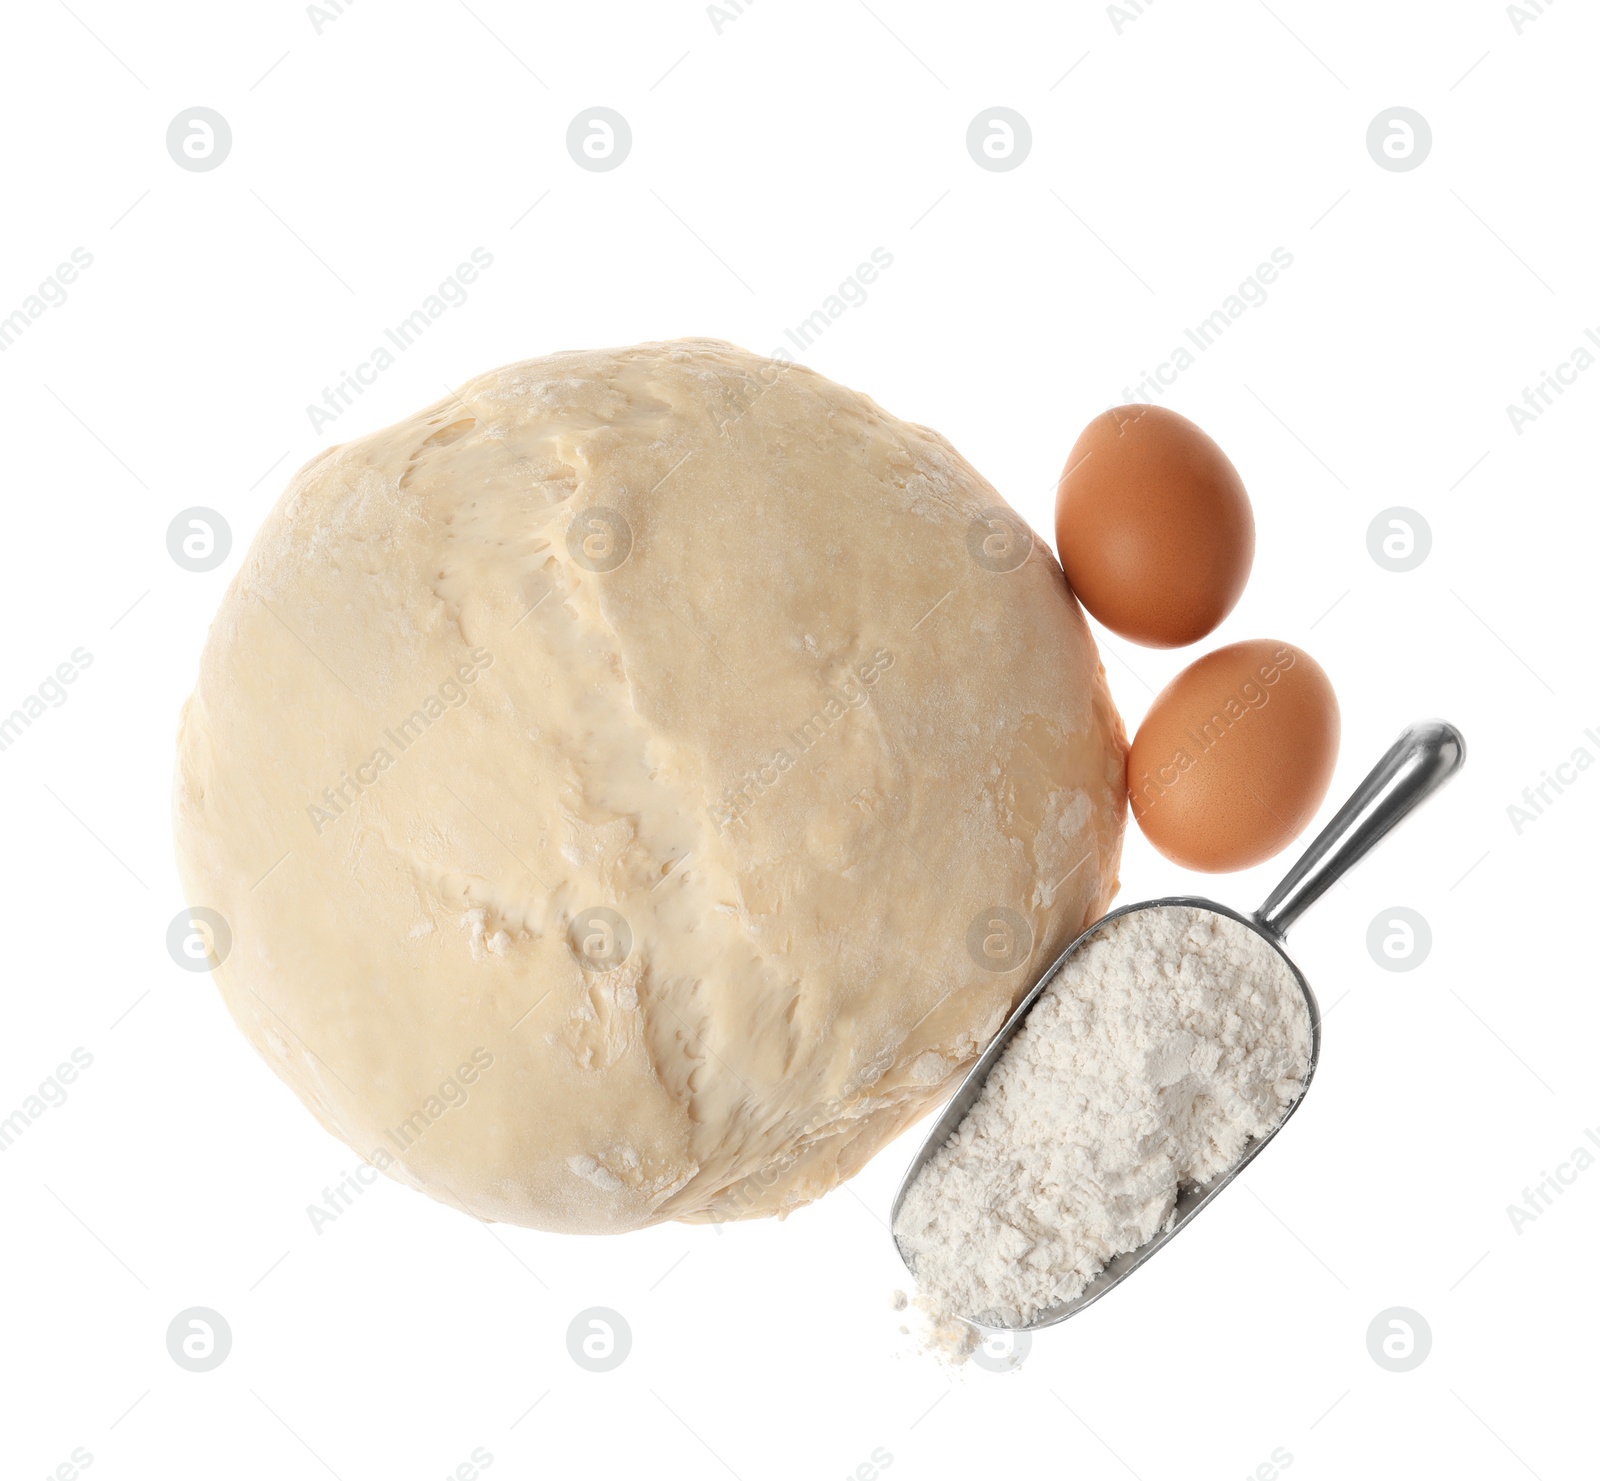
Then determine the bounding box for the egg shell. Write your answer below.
[1128,639,1340,872]
[1056,404,1255,648]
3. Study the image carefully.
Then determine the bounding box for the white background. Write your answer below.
[2,1,1595,1477]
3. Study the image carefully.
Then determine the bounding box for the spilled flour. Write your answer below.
[894,905,1313,1338]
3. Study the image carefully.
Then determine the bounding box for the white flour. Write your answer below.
[894,905,1312,1337]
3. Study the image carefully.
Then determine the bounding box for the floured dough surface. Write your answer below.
[173,339,1127,1233]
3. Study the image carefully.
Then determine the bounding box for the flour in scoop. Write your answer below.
[894,905,1312,1335]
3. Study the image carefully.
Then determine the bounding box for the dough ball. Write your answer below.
[173,339,1127,1233]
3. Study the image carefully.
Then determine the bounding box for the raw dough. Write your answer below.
[172,339,1127,1233]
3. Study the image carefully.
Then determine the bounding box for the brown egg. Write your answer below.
[1128,639,1339,872]
[1056,405,1254,648]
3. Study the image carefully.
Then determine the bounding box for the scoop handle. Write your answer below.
[1254,719,1466,939]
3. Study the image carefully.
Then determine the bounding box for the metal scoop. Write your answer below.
[890,718,1466,1331]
